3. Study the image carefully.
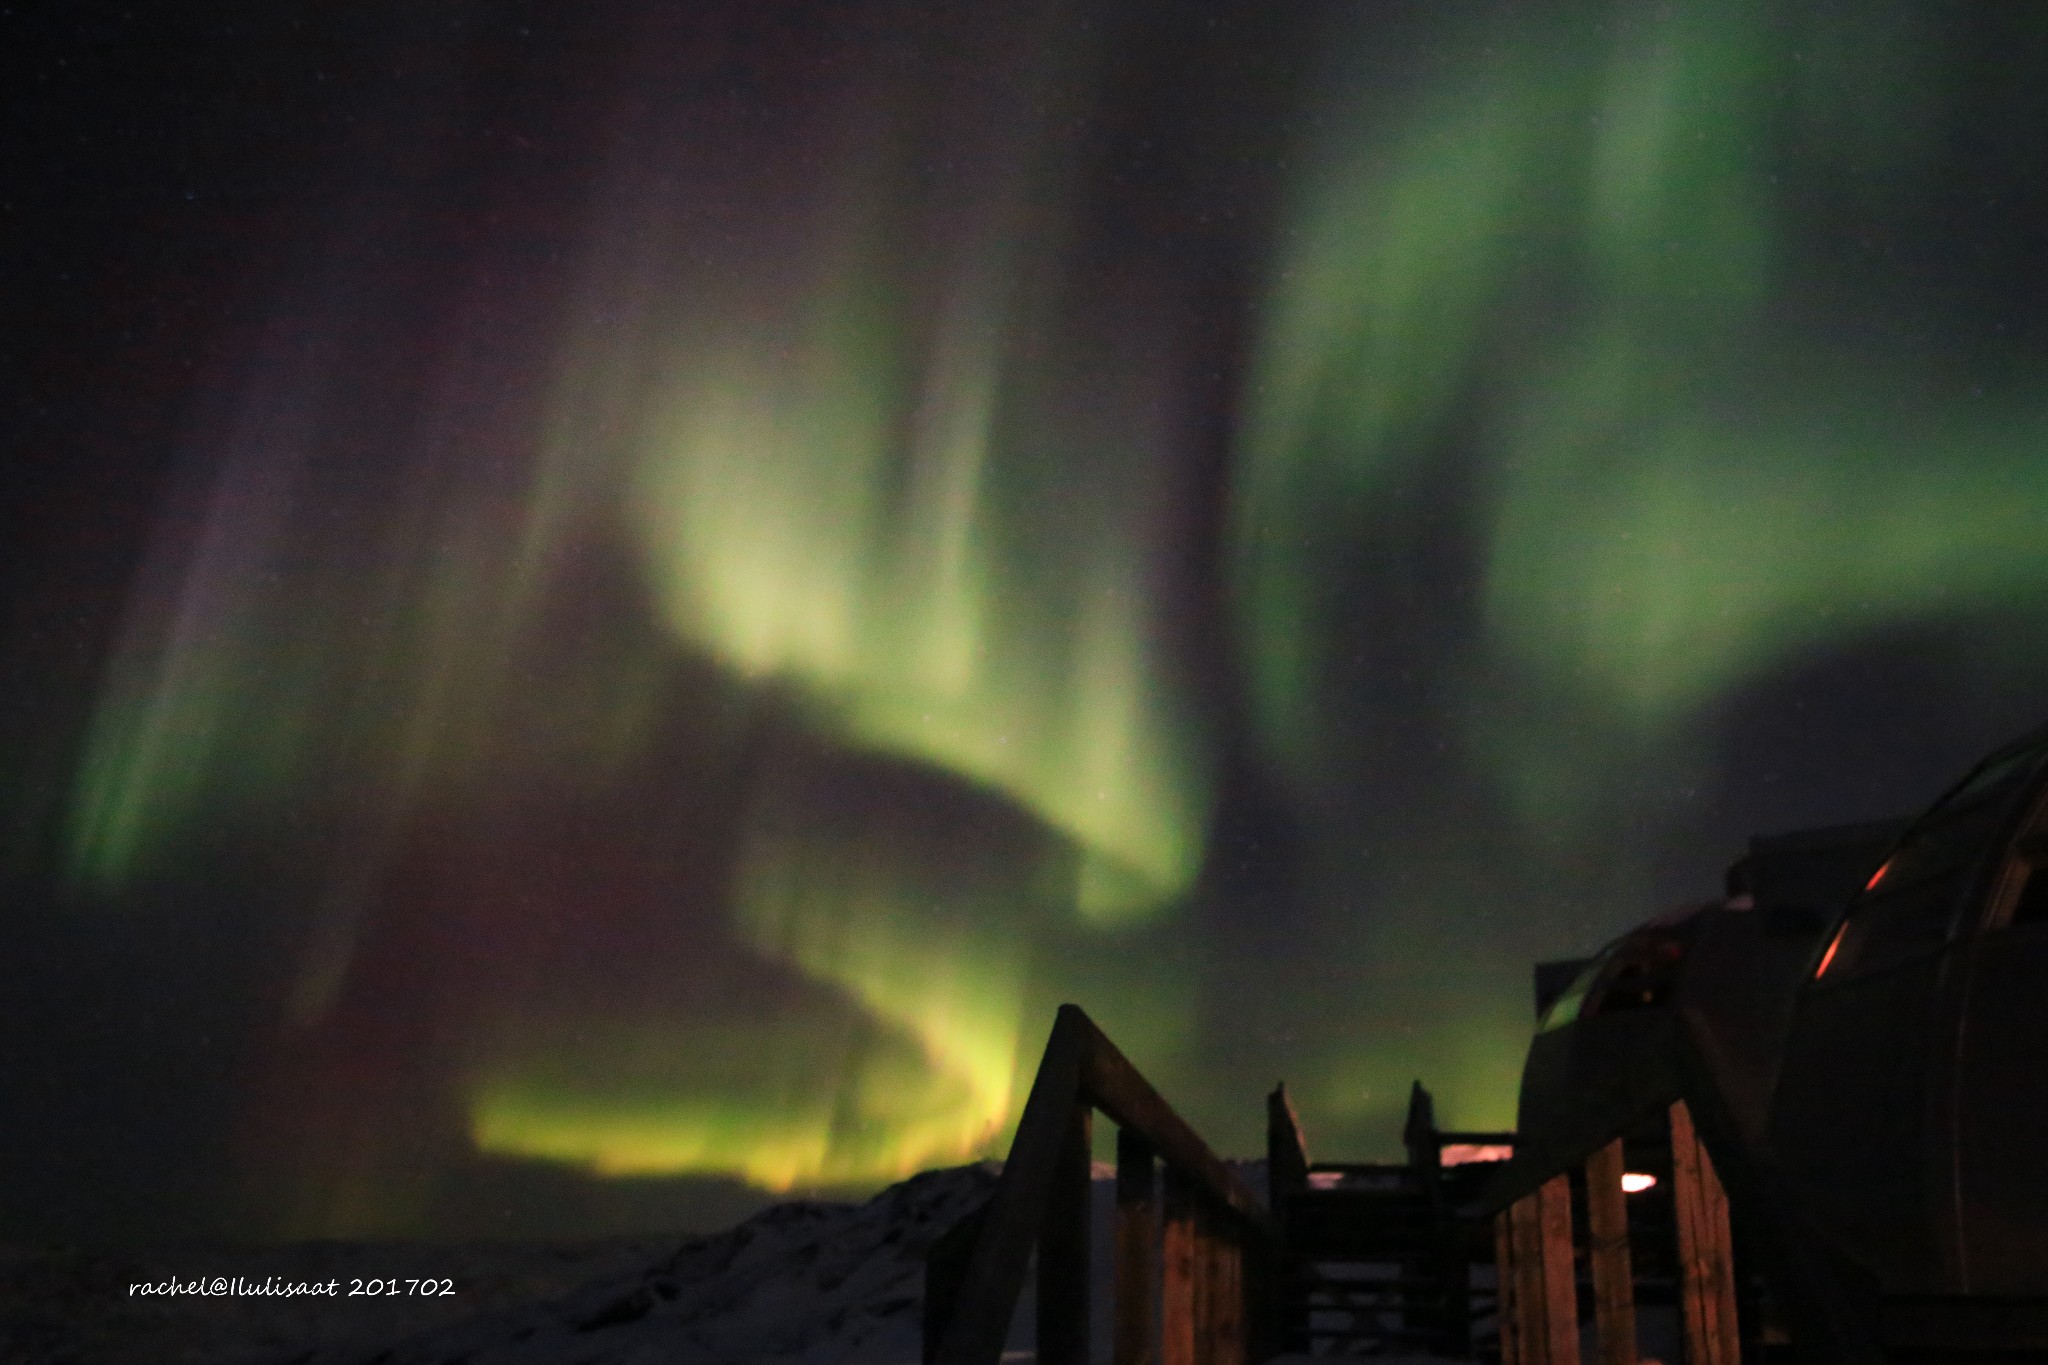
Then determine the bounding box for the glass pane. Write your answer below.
[1838,871,1965,975]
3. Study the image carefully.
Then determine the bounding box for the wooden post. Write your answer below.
[1162,1164,1197,1365]
[1671,1099,1739,1365]
[1494,1209,1520,1365]
[1508,1176,1579,1365]
[929,1007,1281,1365]
[1585,1138,1636,1365]
[1225,1234,1247,1365]
[935,1007,1091,1365]
[1402,1082,1446,1346]
[1115,1128,1156,1365]
[1265,1083,1310,1214]
[1510,1193,1548,1363]
[1204,1205,1245,1365]
[1536,1174,1579,1365]
[1039,1101,1093,1365]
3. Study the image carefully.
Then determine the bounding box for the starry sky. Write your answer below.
[9,0,2048,1244]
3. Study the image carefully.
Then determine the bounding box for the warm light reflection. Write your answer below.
[1814,921,1849,979]
[1622,1171,1657,1194]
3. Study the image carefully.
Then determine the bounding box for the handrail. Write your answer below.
[926,1003,1286,1365]
[1473,1034,1889,1365]
[1082,1014,1278,1236]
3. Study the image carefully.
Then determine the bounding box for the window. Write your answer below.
[1820,771,2029,978]
[1538,930,1686,1029]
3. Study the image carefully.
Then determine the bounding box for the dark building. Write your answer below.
[1492,722,2048,1355]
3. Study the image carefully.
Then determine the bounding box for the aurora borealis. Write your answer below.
[10,1,2048,1243]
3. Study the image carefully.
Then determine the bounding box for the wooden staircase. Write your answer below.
[923,1006,1514,1364]
[1268,1080,1511,1357]
[925,1006,2048,1365]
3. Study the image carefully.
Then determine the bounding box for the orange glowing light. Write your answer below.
[1440,1143,1514,1167]
[1814,922,1848,978]
[1621,1172,1657,1194]
[1864,856,1893,892]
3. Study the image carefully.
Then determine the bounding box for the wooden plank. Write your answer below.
[1188,1199,1245,1365]
[1161,1165,1197,1365]
[1671,1099,1740,1365]
[1494,1209,1520,1365]
[1039,1101,1093,1365]
[1584,1138,1637,1365]
[1114,1128,1156,1365]
[1228,1235,1249,1365]
[1239,1230,1267,1360]
[931,1005,1090,1365]
[1510,1192,1549,1364]
[1535,1174,1579,1365]
[1211,1216,1245,1365]
[1079,1014,1277,1239]
[1508,1179,1578,1365]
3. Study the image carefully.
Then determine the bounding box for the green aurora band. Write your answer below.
[63,4,1212,1227]
[1234,2,2048,1136]
[49,1,2048,1232]
[1241,2,2047,789]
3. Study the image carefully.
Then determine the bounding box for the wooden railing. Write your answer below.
[1480,1043,1894,1365]
[925,1004,1288,1365]
[1490,1101,1739,1365]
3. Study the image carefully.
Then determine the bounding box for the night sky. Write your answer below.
[10,0,2048,1245]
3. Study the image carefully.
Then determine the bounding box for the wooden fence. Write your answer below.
[925,1004,1289,1365]
[1492,1099,1739,1365]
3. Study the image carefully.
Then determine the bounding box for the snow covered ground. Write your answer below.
[1,1161,1476,1364]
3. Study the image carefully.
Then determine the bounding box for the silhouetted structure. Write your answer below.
[1265,1079,1511,1356]
[928,724,2048,1361]
[1483,721,2048,1360]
